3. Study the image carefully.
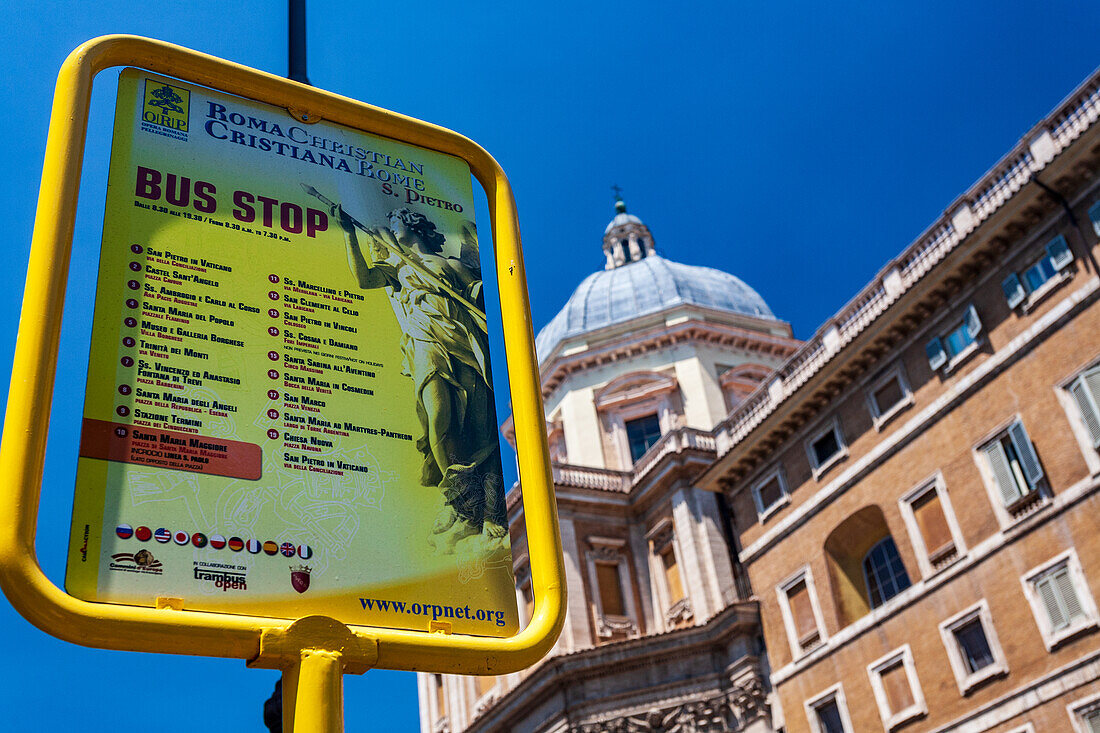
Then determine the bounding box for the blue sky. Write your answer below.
[0,2,1098,730]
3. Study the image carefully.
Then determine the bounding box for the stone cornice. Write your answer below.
[699,69,1100,490]
[505,426,719,520]
[538,308,800,399]
[463,602,762,733]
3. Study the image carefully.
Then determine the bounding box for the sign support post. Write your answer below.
[249,615,378,732]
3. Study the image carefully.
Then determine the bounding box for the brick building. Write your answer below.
[701,71,1100,732]
[419,69,1100,732]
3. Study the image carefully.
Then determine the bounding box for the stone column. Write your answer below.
[557,514,592,650]
[695,489,738,606]
[671,486,713,619]
[416,673,432,733]
[628,523,655,633]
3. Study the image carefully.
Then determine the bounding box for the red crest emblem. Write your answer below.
[291,565,311,593]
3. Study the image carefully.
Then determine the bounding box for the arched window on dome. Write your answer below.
[719,363,774,413]
[593,371,683,469]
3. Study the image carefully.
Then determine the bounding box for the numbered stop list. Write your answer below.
[79,235,394,482]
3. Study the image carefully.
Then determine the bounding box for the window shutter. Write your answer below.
[1036,575,1067,630]
[984,440,1021,504]
[596,563,626,617]
[1086,708,1100,733]
[1047,235,1073,271]
[1089,201,1100,238]
[1071,369,1100,447]
[1008,421,1044,486]
[926,337,947,371]
[1054,566,1084,623]
[661,547,685,604]
[786,580,819,644]
[912,490,954,557]
[964,304,982,339]
[1002,273,1026,308]
[879,661,915,714]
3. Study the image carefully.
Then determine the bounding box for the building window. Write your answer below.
[862,538,911,609]
[1069,365,1100,449]
[1002,234,1075,310]
[473,673,498,705]
[432,673,447,724]
[779,568,827,657]
[660,545,685,606]
[867,645,926,729]
[649,523,692,629]
[518,576,534,627]
[978,419,1045,520]
[939,600,1008,694]
[1069,692,1100,733]
[586,539,638,639]
[806,418,846,476]
[899,476,966,576]
[596,562,626,616]
[625,413,662,463]
[751,466,789,519]
[866,365,913,429]
[926,304,982,372]
[1090,200,1100,238]
[1022,549,1099,650]
[805,684,853,733]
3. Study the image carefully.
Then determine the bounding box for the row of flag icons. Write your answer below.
[115,524,312,559]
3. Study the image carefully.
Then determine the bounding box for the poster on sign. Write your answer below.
[66,68,517,637]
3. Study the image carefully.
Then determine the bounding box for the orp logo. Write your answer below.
[142,79,190,135]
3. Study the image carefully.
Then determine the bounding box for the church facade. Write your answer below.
[418,67,1100,732]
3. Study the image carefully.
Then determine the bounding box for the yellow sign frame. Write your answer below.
[0,34,564,682]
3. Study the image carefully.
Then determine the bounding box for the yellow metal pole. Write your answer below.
[290,650,346,733]
[282,664,301,733]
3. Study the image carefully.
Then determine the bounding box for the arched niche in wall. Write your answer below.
[593,370,683,470]
[824,505,912,628]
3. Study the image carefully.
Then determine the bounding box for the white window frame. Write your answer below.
[866,363,914,430]
[805,417,847,477]
[750,465,790,520]
[866,644,927,730]
[973,417,1047,527]
[594,370,679,469]
[938,599,1009,694]
[898,473,967,577]
[804,683,854,733]
[1002,233,1075,312]
[777,565,828,659]
[1021,548,1099,651]
[926,303,982,374]
[1059,360,1100,475]
[585,537,639,639]
[1068,689,1100,733]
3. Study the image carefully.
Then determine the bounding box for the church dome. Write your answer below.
[535,199,776,363]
